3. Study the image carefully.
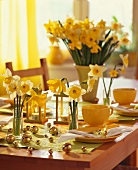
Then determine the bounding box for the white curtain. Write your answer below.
[0,0,40,95]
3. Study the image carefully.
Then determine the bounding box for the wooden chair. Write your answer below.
[5,58,49,91]
[136,53,138,79]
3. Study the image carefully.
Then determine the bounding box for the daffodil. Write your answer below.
[88,64,107,78]
[102,53,129,105]
[64,84,86,130]
[2,68,34,118]
[19,80,33,96]
[47,78,66,94]
[87,77,96,92]
[109,69,118,78]
[44,17,130,66]
[65,84,86,101]
[119,54,129,68]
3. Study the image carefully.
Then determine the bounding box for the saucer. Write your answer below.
[112,103,138,117]
[75,134,120,143]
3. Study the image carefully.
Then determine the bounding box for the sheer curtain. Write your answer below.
[0,0,40,95]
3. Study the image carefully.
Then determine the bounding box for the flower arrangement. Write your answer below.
[87,53,129,105]
[44,17,130,66]
[47,78,86,129]
[103,53,129,104]
[2,69,33,116]
[2,68,33,137]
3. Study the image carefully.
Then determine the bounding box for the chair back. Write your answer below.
[5,58,49,91]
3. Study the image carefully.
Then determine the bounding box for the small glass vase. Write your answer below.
[103,97,110,106]
[13,107,23,139]
[68,101,78,130]
[103,90,111,106]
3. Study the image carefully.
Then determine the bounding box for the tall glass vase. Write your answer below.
[68,101,78,130]
[75,65,99,103]
[12,99,23,139]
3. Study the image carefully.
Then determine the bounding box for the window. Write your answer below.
[36,0,73,57]
[89,0,133,43]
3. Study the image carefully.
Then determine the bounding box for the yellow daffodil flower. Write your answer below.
[109,69,118,78]
[88,64,107,78]
[47,78,66,94]
[65,84,86,101]
[97,19,106,28]
[119,54,129,68]
[44,17,130,66]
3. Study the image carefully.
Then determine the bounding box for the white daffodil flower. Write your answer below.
[19,80,34,96]
[88,64,107,78]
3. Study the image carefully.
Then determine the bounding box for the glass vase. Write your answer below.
[103,90,111,106]
[68,102,78,130]
[13,107,23,139]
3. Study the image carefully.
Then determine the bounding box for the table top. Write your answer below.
[0,77,138,170]
[0,123,137,170]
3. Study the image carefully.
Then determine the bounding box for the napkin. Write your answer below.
[58,126,133,143]
[112,104,138,113]
[0,116,13,126]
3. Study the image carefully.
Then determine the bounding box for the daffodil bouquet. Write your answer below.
[44,17,130,66]
[2,69,34,118]
[2,68,34,137]
[87,53,129,105]
[47,78,86,129]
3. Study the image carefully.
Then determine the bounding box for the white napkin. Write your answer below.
[58,126,133,143]
[0,116,13,126]
[112,104,138,113]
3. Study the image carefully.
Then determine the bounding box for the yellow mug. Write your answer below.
[82,104,113,126]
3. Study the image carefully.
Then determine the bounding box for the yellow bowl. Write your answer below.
[82,104,113,126]
[113,88,137,105]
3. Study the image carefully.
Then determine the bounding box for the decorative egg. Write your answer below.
[47,122,51,128]
[31,126,39,134]
[26,125,31,131]
[22,133,32,139]
[62,142,72,153]
[27,146,33,154]
[48,148,53,156]
[22,136,31,143]
[22,133,32,143]
[23,127,27,133]
[44,134,48,138]
[13,141,19,148]
[81,146,87,153]
[8,128,13,133]
[49,137,53,143]
[6,134,15,144]
[49,126,58,136]
[36,140,41,145]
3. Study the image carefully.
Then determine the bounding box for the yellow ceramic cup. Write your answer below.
[82,104,113,126]
[113,88,137,105]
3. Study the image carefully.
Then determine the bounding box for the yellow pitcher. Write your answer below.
[46,45,69,64]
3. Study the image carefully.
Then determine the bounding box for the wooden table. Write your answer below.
[0,123,137,170]
[0,78,138,170]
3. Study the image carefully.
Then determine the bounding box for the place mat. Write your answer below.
[0,132,6,139]
[0,123,101,154]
